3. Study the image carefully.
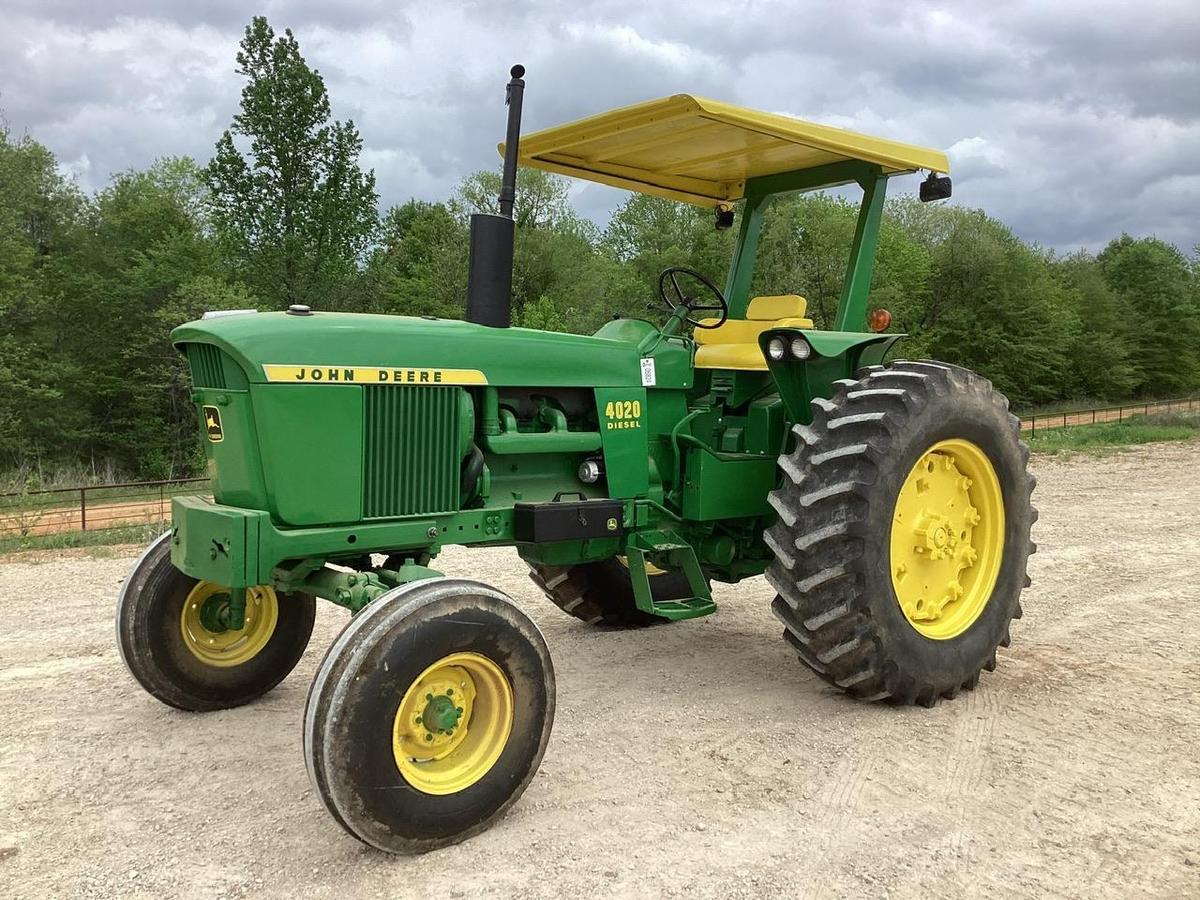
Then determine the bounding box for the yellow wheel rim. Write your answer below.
[392,652,514,796]
[179,581,279,667]
[890,439,1005,640]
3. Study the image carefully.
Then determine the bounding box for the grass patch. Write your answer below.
[1027,413,1200,455]
[0,523,164,555]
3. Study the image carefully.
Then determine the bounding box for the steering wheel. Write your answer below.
[657,266,729,330]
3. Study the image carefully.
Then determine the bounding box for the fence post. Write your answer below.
[1092,409,1096,424]
[80,488,87,532]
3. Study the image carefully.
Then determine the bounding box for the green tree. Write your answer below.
[516,294,569,331]
[0,126,86,471]
[916,209,1078,405]
[362,200,469,319]
[205,16,378,309]
[47,158,236,476]
[455,168,585,233]
[1097,235,1200,396]
[1052,251,1139,400]
[602,194,732,316]
[753,195,857,327]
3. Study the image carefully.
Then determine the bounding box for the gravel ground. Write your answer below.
[1,441,1198,899]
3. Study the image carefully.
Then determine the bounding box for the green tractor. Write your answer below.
[117,67,1035,853]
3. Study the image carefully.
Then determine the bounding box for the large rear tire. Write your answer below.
[765,361,1036,705]
[116,532,316,711]
[303,578,555,854]
[528,557,696,627]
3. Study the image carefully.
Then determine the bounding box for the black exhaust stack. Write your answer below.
[466,64,526,328]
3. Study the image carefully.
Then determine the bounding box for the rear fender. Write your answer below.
[758,329,904,425]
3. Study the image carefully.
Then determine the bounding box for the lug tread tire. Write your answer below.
[528,558,696,627]
[765,360,1037,705]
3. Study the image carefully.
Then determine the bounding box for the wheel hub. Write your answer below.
[890,439,1005,639]
[392,653,514,795]
[915,511,958,561]
[197,593,232,633]
[421,692,464,736]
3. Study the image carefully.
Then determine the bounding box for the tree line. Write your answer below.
[2,16,1198,485]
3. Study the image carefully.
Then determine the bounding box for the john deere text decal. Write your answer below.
[262,365,488,385]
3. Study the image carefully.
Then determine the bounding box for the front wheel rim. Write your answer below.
[890,439,1005,640]
[179,582,279,667]
[392,652,514,795]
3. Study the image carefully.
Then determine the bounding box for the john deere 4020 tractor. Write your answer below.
[117,67,1035,853]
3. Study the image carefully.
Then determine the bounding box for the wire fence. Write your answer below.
[0,395,1196,541]
[1019,396,1199,434]
[0,477,211,539]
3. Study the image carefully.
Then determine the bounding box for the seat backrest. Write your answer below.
[746,294,809,321]
[692,294,814,370]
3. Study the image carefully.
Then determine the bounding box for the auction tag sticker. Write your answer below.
[640,358,656,387]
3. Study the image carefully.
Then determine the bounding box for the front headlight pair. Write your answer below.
[766,336,812,362]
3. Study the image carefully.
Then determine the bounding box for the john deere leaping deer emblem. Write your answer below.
[202,406,223,442]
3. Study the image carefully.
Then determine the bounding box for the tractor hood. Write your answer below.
[172,311,642,388]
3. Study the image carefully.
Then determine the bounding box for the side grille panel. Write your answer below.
[187,344,227,389]
[363,386,461,518]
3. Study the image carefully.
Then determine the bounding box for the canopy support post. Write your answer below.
[833,171,888,332]
[723,190,771,320]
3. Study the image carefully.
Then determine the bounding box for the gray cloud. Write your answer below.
[2,0,1197,253]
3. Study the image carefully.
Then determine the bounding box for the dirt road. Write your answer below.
[1,442,1197,899]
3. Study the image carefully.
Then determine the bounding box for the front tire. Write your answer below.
[303,578,555,854]
[765,361,1037,705]
[116,533,316,711]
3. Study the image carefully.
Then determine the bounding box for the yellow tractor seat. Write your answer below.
[694,295,814,370]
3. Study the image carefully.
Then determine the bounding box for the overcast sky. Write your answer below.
[3,0,1198,253]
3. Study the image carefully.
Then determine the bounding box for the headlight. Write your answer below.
[790,337,811,360]
[767,337,787,361]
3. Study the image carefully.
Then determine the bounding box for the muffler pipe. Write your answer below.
[466,64,525,328]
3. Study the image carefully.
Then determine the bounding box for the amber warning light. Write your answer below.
[867,309,892,332]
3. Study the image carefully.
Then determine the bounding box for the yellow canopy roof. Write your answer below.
[502,94,950,207]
